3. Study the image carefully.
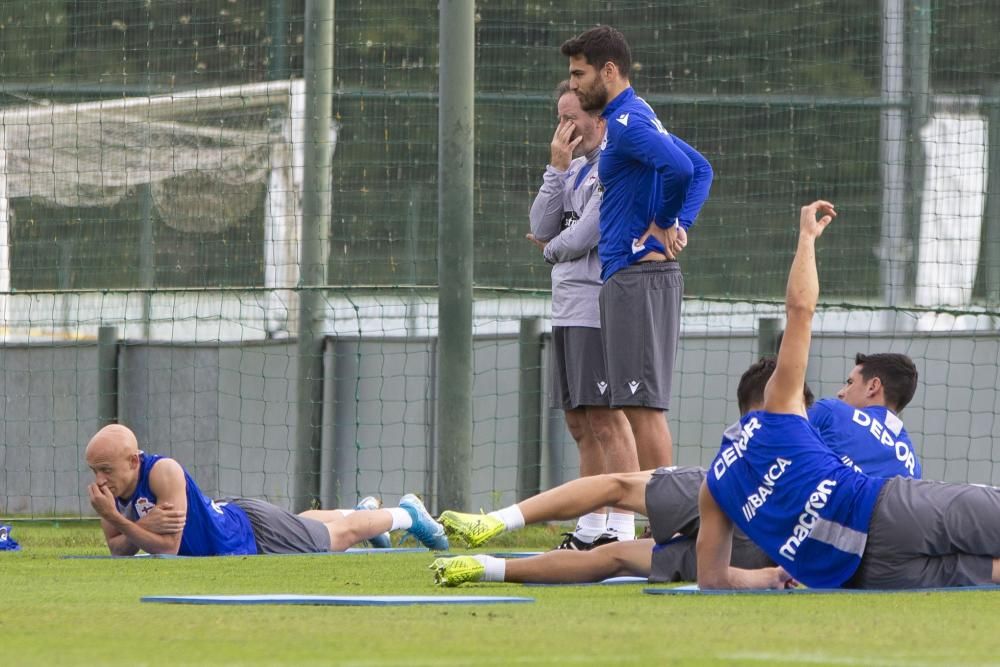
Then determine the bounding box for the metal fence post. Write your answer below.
[517,317,543,500]
[97,325,119,427]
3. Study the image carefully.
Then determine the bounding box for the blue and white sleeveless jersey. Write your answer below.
[809,398,921,479]
[706,412,886,588]
[116,452,257,556]
[597,87,713,280]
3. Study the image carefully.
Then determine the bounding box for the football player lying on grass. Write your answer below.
[431,349,921,586]
[85,424,448,557]
[697,200,1000,590]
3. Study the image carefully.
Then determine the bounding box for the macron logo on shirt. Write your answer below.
[617,113,630,126]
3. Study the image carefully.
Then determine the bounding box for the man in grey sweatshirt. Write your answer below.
[527,81,639,548]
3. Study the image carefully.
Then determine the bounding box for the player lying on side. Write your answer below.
[429,352,921,586]
[698,200,1000,590]
[85,424,448,557]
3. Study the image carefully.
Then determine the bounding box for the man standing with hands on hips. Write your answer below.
[561,26,714,468]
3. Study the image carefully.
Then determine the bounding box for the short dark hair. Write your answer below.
[737,357,815,415]
[854,352,918,412]
[560,25,631,78]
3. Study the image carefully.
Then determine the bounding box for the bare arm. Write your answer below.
[763,201,837,415]
[89,459,188,556]
[695,481,794,590]
[98,517,140,557]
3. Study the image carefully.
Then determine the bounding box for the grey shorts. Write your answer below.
[649,533,774,583]
[599,261,683,410]
[847,477,1000,589]
[549,326,611,410]
[645,466,773,582]
[226,497,331,554]
[645,466,705,544]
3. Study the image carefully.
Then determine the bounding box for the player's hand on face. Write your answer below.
[525,233,548,252]
[142,502,187,534]
[550,119,582,172]
[87,482,119,520]
[799,200,836,240]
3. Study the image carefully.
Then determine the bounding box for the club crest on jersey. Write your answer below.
[561,211,580,231]
[135,496,156,517]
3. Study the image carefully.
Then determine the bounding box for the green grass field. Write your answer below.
[5,522,1000,666]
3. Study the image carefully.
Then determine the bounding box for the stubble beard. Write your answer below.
[577,81,609,113]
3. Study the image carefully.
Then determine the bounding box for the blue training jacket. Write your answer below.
[597,87,713,280]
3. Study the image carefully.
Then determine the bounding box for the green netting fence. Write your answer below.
[0,1,998,517]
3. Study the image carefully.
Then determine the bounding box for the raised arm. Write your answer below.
[763,201,836,415]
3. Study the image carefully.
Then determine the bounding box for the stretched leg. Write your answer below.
[519,472,650,523]
[439,472,652,548]
[505,539,653,583]
[431,540,655,587]
[624,406,672,469]
[298,509,349,523]
[304,509,395,552]
[299,506,424,552]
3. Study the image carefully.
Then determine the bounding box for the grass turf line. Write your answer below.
[5,523,1000,666]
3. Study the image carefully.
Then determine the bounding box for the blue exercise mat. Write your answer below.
[644,584,1000,596]
[526,576,648,587]
[63,553,186,559]
[142,594,534,606]
[63,547,426,560]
